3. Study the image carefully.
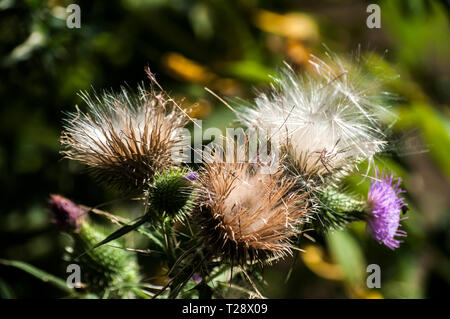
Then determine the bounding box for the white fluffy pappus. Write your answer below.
[61,84,188,189]
[237,54,391,179]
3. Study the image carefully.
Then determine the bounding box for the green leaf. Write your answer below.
[0,259,73,293]
[224,60,273,83]
[78,217,147,258]
[326,230,366,286]
[0,277,15,298]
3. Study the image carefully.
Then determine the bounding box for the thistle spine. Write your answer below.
[313,186,367,231]
[74,221,140,298]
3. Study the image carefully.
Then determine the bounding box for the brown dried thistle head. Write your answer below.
[61,75,188,191]
[194,160,311,266]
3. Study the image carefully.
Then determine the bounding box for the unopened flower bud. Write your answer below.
[49,194,86,233]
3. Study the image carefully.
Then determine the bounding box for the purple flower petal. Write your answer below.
[192,273,202,283]
[185,171,199,181]
[367,168,407,250]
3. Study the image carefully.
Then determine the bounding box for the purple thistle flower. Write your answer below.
[366,169,408,250]
[185,171,199,182]
[49,194,86,233]
[192,273,202,283]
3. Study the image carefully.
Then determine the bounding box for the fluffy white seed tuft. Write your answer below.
[237,55,389,178]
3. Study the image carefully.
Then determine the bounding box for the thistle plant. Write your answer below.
[46,56,409,299]
[236,55,387,183]
[49,195,141,298]
[146,168,196,221]
[194,159,310,265]
[314,186,366,231]
[366,169,408,249]
[235,54,402,233]
[61,72,188,190]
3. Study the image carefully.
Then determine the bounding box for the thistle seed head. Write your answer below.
[237,55,389,181]
[61,81,188,191]
[194,161,310,265]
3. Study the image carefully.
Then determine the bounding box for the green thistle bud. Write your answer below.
[313,186,367,231]
[146,168,196,220]
[49,194,140,298]
[75,222,140,298]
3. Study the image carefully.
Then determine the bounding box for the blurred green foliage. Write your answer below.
[0,0,449,298]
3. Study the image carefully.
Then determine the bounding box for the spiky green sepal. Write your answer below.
[146,168,195,221]
[74,222,140,298]
[312,186,367,231]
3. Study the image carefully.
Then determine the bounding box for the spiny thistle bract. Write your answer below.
[61,80,188,191]
[236,55,388,183]
[74,222,141,298]
[313,186,366,231]
[49,195,140,298]
[146,168,196,221]
[194,161,310,266]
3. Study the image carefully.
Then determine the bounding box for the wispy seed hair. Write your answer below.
[237,54,390,181]
[61,82,188,190]
[194,160,311,265]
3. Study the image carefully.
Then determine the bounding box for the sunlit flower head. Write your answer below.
[61,77,188,190]
[367,168,407,249]
[194,158,310,265]
[237,55,389,180]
